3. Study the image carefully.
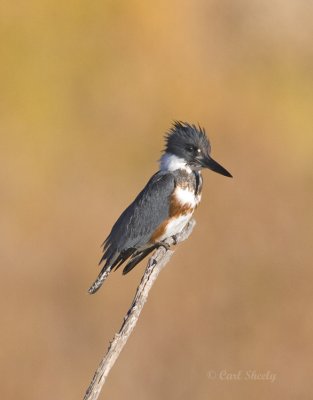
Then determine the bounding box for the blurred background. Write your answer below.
[1,0,312,399]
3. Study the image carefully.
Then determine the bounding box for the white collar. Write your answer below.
[159,153,192,173]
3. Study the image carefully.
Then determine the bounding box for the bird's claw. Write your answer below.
[155,241,170,251]
[171,235,178,245]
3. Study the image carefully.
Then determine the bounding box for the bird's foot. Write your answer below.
[171,235,178,245]
[154,241,171,251]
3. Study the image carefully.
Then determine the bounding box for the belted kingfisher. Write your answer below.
[88,121,232,294]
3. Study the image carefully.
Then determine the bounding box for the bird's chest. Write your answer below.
[172,171,202,211]
[173,185,202,209]
[151,171,202,242]
[163,172,202,238]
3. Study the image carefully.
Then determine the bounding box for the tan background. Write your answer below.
[1,1,312,399]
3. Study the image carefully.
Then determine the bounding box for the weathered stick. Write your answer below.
[83,219,196,400]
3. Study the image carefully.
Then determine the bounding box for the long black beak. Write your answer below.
[201,155,232,178]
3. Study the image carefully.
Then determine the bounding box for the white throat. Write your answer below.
[160,153,192,173]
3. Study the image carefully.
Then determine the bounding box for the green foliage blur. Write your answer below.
[1,1,312,399]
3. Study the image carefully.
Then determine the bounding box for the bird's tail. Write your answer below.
[88,266,112,294]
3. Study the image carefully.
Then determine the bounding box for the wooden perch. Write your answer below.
[83,219,196,400]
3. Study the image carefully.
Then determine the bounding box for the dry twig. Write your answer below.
[83,219,196,400]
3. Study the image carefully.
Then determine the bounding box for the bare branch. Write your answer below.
[83,219,196,400]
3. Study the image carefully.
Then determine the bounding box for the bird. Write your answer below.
[88,121,232,294]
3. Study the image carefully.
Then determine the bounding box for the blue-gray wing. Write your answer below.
[87,171,176,294]
[101,171,176,267]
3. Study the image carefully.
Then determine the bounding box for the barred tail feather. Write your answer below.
[88,266,112,294]
[88,247,142,294]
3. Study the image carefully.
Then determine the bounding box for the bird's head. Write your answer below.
[161,121,232,177]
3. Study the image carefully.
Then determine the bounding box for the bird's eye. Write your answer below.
[186,145,196,153]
